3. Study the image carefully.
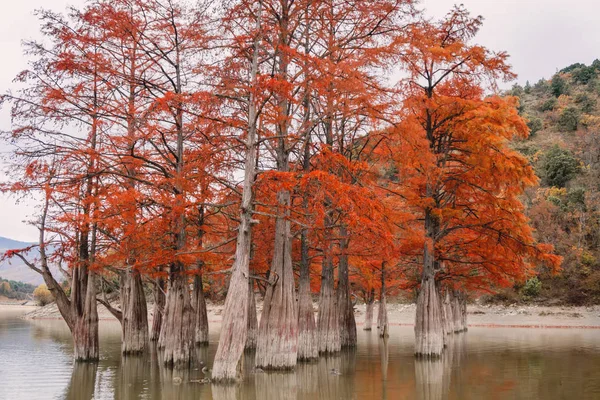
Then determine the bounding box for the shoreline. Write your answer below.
[5,301,599,330]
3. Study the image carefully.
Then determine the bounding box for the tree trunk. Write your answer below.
[35,199,99,361]
[441,289,454,343]
[317,250,340,354]
[297,227,318,360]
[337,226,356,347]
[378,298,389,338]
[378,286,389,338]
[364,290,375,331]
[150,277,165,341]
[459,293,467,332]
[211,0,261,382]
[211,254,250,381]
[246,278,258,350]
[73,272,99,361]
[194,273,209,345]
[415,245,444,357]
[377,263,388,337]
[159,267,195,367]
[255,190,298,369]
[121,268,149,354]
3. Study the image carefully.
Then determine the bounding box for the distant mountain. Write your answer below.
[0,236,63,286]
[0,237,34,250]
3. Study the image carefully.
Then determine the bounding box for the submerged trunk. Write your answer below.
[297,227,318,360]
[377,263,388,337]
[255,190,298,369]
[246,279,258,350]
[194,273,209,345]
[415,245,444,357]
[458,293,467,332]
[364,289,375,331]
[121,268,149,354]
[159,266,195,367]
[337,227,356,347]
[441,290,454,342]
[150,277,165,341]
[73,272,99,361]
[378,298,389,338]
[317,250,340,354]
[211,0,263,383]
[211,253,249,381]
[35,199,99,361]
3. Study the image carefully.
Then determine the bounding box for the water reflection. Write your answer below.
[211,383,241,400]
[379,337,389,399]
[115,355,150,399]
[296,360,319,396]
[2,309,600,400]
[255,371,297,400]
[415,333,467,400]
[64,362,98,400]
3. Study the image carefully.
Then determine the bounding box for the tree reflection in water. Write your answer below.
[64,362,98,400]
[115,354,150,399]
[379,337,389,399]
[415,332,467,400]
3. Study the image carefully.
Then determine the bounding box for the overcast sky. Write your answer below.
[1,0,600,241]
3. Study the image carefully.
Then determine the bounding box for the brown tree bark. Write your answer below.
[255,191,298,369]
[458,292,467,332]
[337,226,356,347]
[378,296,389,338]
[364,288,375,331]
[452,293,461,333]
[245,278,258,350]
[317,249,340,354]
[121,268,149,354]
[378,264,389,338]
[415,244,444,357]
[441,289,454,343]
[377,263,389,338]
[211,2,262,381]
[194,272,209,345]
[21,199,100,361]
[72,271,99,361]
[158,264,195,367]
[254,0,299,369]
[150,277,165,342]
[297,226,318,360]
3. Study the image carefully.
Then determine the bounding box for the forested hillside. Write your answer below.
[508,61,600,305]
[0,277,35,300]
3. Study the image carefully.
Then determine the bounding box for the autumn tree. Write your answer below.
[389,6,561,356]
[211,0,264,382]
[306,0,415,352]
[0,4,127,360]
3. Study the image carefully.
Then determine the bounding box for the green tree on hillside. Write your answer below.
[542,145,580,187]
[551,74,568,97]
[558,107,580,131]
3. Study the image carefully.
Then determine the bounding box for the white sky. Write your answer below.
[1,0,600,241]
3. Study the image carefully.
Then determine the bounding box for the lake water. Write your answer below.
[1,308,600,400]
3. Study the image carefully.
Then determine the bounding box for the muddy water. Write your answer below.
[1,307,600,399]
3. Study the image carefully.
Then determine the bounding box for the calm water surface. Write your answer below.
[1,308,600,400]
